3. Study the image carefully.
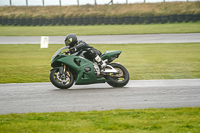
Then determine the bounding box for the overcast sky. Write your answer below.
[0,0,199,6]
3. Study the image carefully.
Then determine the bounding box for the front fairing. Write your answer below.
[50,47,105,85]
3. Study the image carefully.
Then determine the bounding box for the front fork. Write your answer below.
[51,64,69,76]
[63,64,71,77]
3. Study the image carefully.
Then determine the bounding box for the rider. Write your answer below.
[64,33,106,70]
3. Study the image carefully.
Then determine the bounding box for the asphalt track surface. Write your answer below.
[0,33,200,44]
[0,79,200,114]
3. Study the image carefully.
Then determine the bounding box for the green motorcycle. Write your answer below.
[50,46,129,89]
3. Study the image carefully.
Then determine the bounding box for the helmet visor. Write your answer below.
[65,38,72,46]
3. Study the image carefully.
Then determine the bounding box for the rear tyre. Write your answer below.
[105,63,129,87]
[50,69,74,89]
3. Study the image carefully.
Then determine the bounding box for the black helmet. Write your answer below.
[64,34,77,47]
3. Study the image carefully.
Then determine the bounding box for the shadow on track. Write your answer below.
[51,86,130,91]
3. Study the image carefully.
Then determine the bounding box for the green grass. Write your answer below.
[0,22,200,36]
[0,43,199,83]
[0,107,199,133]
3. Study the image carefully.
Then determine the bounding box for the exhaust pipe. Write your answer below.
[101,65,119,74]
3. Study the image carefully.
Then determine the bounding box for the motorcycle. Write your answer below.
[50,46,129,89]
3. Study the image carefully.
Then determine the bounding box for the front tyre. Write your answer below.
[105,63,129,87]
[50,69,74,89]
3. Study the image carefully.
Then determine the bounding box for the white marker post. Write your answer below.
[40,36,49,48]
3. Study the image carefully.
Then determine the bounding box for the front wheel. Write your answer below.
[105,63,129,87]
[50,69,74,89]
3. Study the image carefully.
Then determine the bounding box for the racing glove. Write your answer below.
[69,47,77,53]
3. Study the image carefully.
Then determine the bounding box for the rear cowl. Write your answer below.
[101,51,121,60]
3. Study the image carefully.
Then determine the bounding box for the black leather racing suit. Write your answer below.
[69,40,102,62]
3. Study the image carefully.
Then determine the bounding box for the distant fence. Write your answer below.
[0,14,199,26]
[1,0,199,6]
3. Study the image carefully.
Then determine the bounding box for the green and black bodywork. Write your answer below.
[50,46,129,89]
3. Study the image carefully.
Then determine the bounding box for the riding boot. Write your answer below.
[95,55,106,70]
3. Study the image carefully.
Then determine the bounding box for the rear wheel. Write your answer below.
[105,63,129,87]
[50,69,74,89]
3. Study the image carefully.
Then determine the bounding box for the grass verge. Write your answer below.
[0,22,200,36]
[0,43,199,83]
[0,107,199,133]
